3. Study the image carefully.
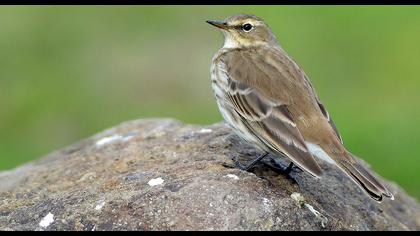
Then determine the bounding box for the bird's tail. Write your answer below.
[335,152,394,202]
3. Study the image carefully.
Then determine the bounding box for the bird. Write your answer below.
[207,13,394,202]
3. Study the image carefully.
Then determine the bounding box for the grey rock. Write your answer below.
[0,118,419,231]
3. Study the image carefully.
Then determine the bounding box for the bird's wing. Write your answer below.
[220,49,323,177]
[299,73,344,144]
[316,101,343,144]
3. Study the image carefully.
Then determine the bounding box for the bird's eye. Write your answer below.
[242,23,253,32]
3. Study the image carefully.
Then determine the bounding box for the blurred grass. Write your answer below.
[0,6,419,199]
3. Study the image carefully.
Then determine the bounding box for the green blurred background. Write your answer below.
[0,6,419,199]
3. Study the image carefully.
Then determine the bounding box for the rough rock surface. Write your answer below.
[0,118,419,231]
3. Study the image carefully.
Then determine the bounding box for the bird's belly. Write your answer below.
[217,100,264,151]
[211,81,266,152]
[211,57,266,151]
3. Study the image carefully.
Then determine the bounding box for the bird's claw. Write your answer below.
[233,157,250,171]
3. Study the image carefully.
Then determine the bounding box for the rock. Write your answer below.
[0,118,419,231]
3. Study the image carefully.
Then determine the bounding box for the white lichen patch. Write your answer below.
[76,172,96,183]
[95,201,106,211]
[291,192,305,207]
[148,177,164,186]
[95,135,124,146]
[122,135,134,142]
[262,198,270,205]
[225,174,239,180]
[95,134,134,147]
[262,198,272,213]
[305,203,328,228]
[39,212,54,228]
[290,192,328,228]
[199,128,213,134]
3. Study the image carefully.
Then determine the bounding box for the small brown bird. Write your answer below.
[207,14,394,202]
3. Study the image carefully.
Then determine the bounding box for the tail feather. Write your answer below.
[337,154,394,202]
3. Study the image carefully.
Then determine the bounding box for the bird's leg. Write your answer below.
[266,158,297,175]
[234,152,269,171]
[264,159,299,185]
[284,162,294,175]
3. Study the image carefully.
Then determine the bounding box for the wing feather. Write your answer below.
[317,102,343,144]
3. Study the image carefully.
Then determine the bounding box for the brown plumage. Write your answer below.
[208,14,394,202]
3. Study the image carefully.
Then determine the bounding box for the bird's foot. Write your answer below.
[220,162,236,169]
[264,158,299,184]
[270,157,303,173]
[233,157,252,171]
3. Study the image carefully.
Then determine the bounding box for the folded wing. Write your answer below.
[221,50,323,177]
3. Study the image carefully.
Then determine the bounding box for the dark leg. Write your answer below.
[284,162,294,175]
[234,152,269,171]
[266,158,296,175]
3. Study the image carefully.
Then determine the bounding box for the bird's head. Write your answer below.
[207,14,279,48]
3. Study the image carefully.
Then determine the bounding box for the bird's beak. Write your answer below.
[206,20,229,30]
